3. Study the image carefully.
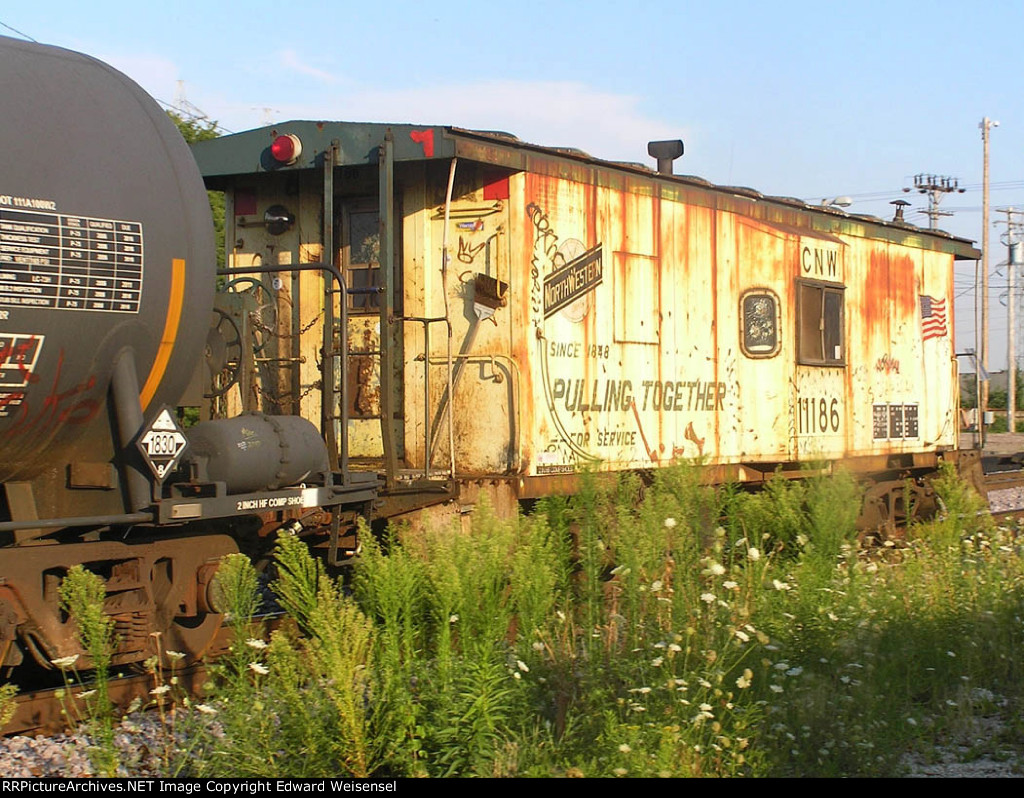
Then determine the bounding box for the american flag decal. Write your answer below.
[920,295,948,341]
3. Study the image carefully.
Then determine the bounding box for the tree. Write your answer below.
[168,112,225,269]
[169,112,220,144]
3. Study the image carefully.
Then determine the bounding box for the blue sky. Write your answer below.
[4,1,1022,368]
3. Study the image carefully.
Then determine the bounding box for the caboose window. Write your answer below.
[345,209,381,312]
[740,290,780,357]
[797,281,845,366]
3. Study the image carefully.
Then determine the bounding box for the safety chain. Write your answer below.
[255,379,323,404]
[248,309,324,341]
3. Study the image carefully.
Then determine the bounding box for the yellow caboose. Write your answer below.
[192,123,979,528]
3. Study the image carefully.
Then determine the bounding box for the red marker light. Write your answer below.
[270,134,302,165]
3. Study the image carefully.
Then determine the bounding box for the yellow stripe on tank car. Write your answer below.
[140,258,186,410]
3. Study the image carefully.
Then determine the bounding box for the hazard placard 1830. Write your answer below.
[137,407,188,481]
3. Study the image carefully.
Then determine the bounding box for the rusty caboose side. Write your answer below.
[192,123,979,527]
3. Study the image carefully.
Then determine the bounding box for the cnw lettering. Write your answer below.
[801,246,838,277]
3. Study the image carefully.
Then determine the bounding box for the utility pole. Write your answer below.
[907,174,965,229]
[980,117,999,443]
[997,208,1024,432]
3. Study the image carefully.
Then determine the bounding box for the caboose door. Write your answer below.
[792,236,849,460]
[338,200,400,463]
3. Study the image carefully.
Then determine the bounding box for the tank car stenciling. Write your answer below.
[192,121,979,525]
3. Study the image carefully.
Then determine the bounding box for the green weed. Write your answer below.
[160,463,1024,778]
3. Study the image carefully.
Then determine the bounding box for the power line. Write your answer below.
[0,20,37,42]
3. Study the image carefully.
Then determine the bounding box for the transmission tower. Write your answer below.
[997,207,1024,426]
[904,174,965,229]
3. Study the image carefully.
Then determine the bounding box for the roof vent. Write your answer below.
[648,139,684,175]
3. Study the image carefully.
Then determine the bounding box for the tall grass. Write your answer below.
[162,464,1024,777]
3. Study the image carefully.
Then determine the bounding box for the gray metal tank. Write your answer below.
[0,36,215,483]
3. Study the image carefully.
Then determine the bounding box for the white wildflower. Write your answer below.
[513,671,521,680]
[668,643,682,653]
[613,768,628,776]
[700,592,716,604]
[709,562,726,576]
[249,662,269,676]
[245,639,268,650]
[785,666,803,677]
[735,630,750,643]
[650,580,663,592]
[165,650,187,661]
[736,669,753,689]
[664,517,677,529]
[747,547,761,562]
[618,743,632,753]
[772,579,792,591]
[196,703,218,715]
[516,660,529,672]
[770,684,784,693]
[532,641,544,652]
[651,657,664,667]
[947,651,956,658]
[76,690,96,699]
[723,580,738,591]
[51,655,79,669]
[449,614,459,624]
[150,685,171,695]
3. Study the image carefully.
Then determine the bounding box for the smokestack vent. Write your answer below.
[648,139,684,175]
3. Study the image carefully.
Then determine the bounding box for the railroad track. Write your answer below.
[981,458,1024,524]
[4,616,272,736]
[9,665,210,737]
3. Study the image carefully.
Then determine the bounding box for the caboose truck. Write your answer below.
[192,121,982,534]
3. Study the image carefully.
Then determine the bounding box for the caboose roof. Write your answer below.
[191,120,980,261]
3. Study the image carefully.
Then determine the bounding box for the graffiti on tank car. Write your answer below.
[875,354,900,374]
[2,349,99,437]
[0,335,41,386]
